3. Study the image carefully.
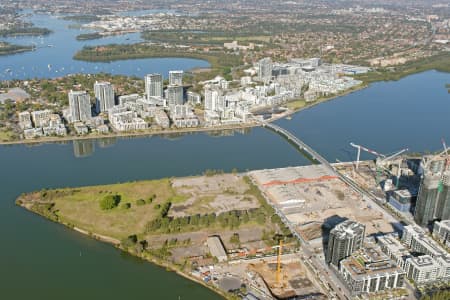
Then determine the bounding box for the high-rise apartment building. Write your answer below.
[257,57,273,82]
[169,70,183,86]
[145,73,163,99]
[94,81,115,114]
[166,85,184,106]
[414,157,450,226]
[69,90,91,123]
[326,220,366,266]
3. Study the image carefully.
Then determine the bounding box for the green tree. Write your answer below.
[229,233,240,246]
[100,194,120,210]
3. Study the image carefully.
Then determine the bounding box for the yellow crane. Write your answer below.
[276,240,283,284]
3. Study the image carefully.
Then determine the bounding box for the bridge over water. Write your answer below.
[262,122,398,209]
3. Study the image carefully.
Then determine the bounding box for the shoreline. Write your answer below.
[17,191,233,300]
[0,83,368,146]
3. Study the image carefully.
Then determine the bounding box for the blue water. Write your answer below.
[0,10,449,300]
[0,13,209,80]
[276,70,450,162]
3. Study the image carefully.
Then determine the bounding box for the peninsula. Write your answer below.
[16,172,299,299]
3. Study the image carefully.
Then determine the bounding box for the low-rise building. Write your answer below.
[73,122,89,135]
[339,244,405,296]
[118,93,140,106]
[402,225,448,259]
[169,104,199,128]
[31,109,52,127]
[377,234,410,269]
[433,220,450,248]
[389,189,412,212]
[23,128,43,139]
[109,111,147,132]
[404,255,440,284]
[206,236,227,262]
[18,111,32,129]
[187,91,201,105]
[150,108,170,129]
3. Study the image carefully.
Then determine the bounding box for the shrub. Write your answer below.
[121,203,131,209]
[121,234,138,248]
[136,199,146,206]
[100,194,120,210]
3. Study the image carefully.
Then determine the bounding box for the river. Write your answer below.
[0,10,449,300]
[0,70,449,299]
[0,12,209,80]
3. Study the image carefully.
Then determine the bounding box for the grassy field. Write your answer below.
[286,99,306,110]
[18,179,178,239]
[16,174,292,245]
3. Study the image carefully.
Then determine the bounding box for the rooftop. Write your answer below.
[341,245,403,279]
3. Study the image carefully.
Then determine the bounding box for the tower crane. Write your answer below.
[350,142,385,170]
[350,142,409,186]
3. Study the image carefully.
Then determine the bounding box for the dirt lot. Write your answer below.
[170,174,260,217]
[250,165,396,239]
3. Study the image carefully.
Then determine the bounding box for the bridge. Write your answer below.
[262,122,400,216]
[261,121,409,299]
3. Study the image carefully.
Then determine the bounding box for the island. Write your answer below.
[16,172,299,299]
[0,26,51,37]
[0,41,34,56]
[75,32,103,40]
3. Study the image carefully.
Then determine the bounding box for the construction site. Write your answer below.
[198,244,327,300]
[249,164,396,244]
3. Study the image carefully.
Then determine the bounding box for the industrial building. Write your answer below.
[326,220,365,266]
[433,220,450,248]
[414,156,450,226]
[94,81,115,114]
[206,236,227,262]
[339,244,405,295]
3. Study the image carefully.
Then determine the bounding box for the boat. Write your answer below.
[286,116,292,120]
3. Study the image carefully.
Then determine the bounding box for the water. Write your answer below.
[0,70,449,299]
[277,70,450,162]
[0,9,449,300]
[0,13,209,80]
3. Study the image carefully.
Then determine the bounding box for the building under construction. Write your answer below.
[414,155,450,226]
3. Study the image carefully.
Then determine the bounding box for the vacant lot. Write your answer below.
[170,174,260,217]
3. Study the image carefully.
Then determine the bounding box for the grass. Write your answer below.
[24,179,178,239]
[286,99,306,110]
[0,130,14,141]
[18,174,295,249]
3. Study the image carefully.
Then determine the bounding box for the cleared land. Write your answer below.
[249,165,396,243]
